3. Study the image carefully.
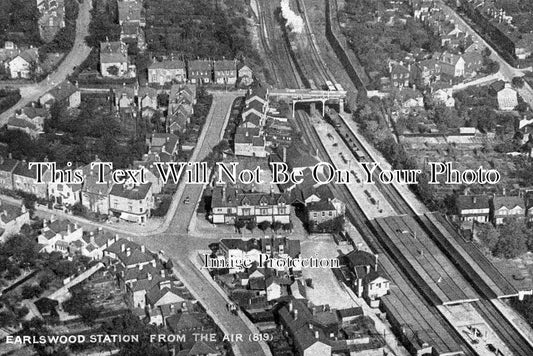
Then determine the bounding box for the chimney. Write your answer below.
[126,247,131,257]
[293,309,298,320]
[90,232,95,245]
[67,224,72,235]
[121,243,126,252]
[141,245,145,253]
[366,265,370,274]
[182,301,188,312]
[160,269,165,278]
[473,196,477,204]
[139,264,143,270]
[502,187,506,196]
[315,330,319,339]
[289,301,293,312]
[375,254,378,272]
[152,260,156,267]
[147,273,152,280]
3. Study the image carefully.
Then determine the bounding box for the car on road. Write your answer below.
[183,196,190,204]
[485,344,496,353]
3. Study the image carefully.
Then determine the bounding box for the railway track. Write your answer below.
[256,0,533,354]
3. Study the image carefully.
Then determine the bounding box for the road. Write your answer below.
[438,0,533,108]
[0,0,93,126]
[132,92,269,356]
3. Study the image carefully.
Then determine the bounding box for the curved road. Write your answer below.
[0,0,93,126]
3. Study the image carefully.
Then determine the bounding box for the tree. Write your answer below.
[246,220,257,233]
[21,285,43,299]
[492,221,528,259]
[283,222,293,232]
[512,76,525,88]
[258,221,271,234]
[272,221,283,233]
[476,224,500,252]
[71,202,87,216]
[106,65,119,76]
[234,220,245,233]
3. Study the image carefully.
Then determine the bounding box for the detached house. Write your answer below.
[37,219,84,254]
[100,40,134,78]
[7,106,49,138]
[146,133,179,162]
[497,83,518,111]
[48,178,82,209]
[188,60,212,84]
[148,59,186,85]
[342,250,389,306]
[492,196,525,225]
[109,181,154,224]
[456,195,490,223]
[8,48,39,79]
[39,81,81,109]
[439,52,465,77]
[213,60,237,85]
[390,62,411,88]
[238,64,254,86]
[0,202,30,242]
[117,0,144,27]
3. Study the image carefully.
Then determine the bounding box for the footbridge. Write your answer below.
[268,88,347,117]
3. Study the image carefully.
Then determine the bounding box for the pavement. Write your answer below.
[0,0,93,127]
[0,92,269,356]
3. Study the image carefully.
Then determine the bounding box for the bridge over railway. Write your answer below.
[268,88,347,117]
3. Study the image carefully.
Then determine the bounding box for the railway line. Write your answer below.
[256,0,533,354]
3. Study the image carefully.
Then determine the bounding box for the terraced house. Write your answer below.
[211,186,290,225]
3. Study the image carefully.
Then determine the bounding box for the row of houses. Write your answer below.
[456,193,533,225]
[100,37,254,87]
[148,57,253,86]
[0,139,180,224]
[233,86,294,158]
[37,0,66,43]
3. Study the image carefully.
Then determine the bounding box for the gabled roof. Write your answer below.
[166,313,204,333]
[13,161,46,179]
[456,195,490,212]
[149,59,185,70]
[213,59,235,71]
[110,182,152,200]
[493,196,525,211]
[0,202,25,225]
[188,341,217,355]
[45,81,78,103]
[307,199,336,212]
[344,250,377,269]
[100,41,128,64]
[188,60,212,71]
[0,156,19,173]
